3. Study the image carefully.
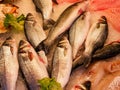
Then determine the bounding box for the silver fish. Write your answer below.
[33,0,52,20]
[73,16,108,68]
[43,1,89,49]
[24,13,46,48]
[69,12,90,59]
[0,37,19,90]
[18,40,49,90]
[51,36,72,88]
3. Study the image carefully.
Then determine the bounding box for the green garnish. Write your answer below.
[38,77,62,90]
[4,14,25,31]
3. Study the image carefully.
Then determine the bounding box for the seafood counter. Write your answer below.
[0,0,120,90]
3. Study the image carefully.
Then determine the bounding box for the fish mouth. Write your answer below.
[74,81,91,90]
[3,37,15,55]
[19,40,30,53]
[3,37,14,46]
[25,13,35,22]
[98,16,107,24]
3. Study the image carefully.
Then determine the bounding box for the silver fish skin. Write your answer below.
[69,12,90,59]
[24,13,46,48]
[0,37,19,90]
[73,16,108,68]
[43,1,89,48]
[51,36,72,88]
[18,40,49,90]
[33,0,52,20]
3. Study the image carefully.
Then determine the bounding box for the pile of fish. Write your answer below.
[0,0,120,90]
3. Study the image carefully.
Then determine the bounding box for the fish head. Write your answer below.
[57,36,72,58]
[96,16,108,29]
[18,40,35,61]
[2,37,17,57]
[91,16,108,36]
[25,13,36,26]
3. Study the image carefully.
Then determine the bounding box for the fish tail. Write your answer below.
[82,53,92,68]
[43,19,55,30]
[35,41,49,54]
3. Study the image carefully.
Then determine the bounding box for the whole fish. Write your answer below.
[24,13,46,48]
[0,37,19,90]
[51,36,72,88]
[69,12,90,59]
[18,40,49,90]
[73,16,108,68]
[93,41,120,60]
[33,0,52,20]
[42,1,89,50]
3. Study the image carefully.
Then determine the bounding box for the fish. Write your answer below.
[72,16,108,68]
[69,12,90,59]
[42,0,89,50]
[24,13,46,48]
[51,36,72,88]
[93,41,120,60]
[33,0,53,20]
[0,37,19,90]
[18,40,49,90]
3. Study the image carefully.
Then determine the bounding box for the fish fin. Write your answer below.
[43,19,55,30]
